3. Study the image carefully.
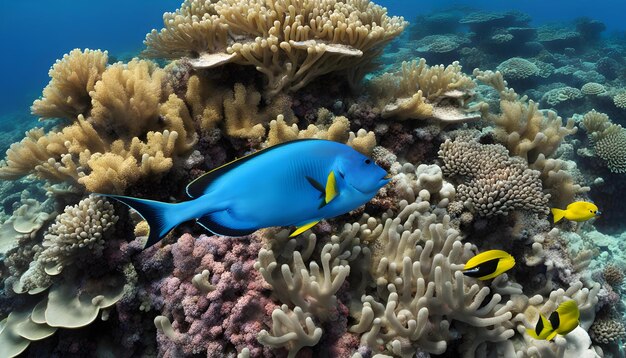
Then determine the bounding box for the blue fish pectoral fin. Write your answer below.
[289,220,320,238]
[196,212,257,237]
[97,194,182,249]
[325,171,339,204]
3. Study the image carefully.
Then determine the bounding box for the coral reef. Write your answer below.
[1,2,624,357]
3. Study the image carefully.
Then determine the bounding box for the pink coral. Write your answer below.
[149,233,278,357]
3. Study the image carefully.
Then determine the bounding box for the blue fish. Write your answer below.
[101,139,390,248]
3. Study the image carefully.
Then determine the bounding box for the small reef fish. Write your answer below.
[551,201,600,223]
[527,300,580,341]
[462,250,515,280]
[101,139,390,248]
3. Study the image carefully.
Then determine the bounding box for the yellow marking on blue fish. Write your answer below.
[289,220,320,237]
[551,201,599,223]
[463,250,515,280]
[325,171,338,204]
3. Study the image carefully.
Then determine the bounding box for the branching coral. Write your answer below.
[474,70,586,206]
[265,114,376,155]
[31,49,108,120]
[0,58,197,193]
[348,169,518,357]
[144,0,407,97]
[439,137,550,217]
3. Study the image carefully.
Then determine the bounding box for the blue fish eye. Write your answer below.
[365,159,371,164]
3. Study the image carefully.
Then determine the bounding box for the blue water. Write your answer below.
[0,0,624,119]
[0,0,180,117]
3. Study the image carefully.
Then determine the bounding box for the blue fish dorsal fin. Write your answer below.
[186,139,318,198]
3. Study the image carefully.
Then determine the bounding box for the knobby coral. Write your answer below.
[439,137,550,217]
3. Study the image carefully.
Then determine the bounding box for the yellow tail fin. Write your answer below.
[551,208,566,223]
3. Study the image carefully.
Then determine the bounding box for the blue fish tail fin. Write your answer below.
[100,194,183,249]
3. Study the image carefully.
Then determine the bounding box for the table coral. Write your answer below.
[144,0,406,97]
[374,59,481,123]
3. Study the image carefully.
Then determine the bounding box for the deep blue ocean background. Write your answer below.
[0,0,625,120]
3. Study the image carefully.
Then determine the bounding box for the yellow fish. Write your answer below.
[462,250,515,280]
[551,201,600,223]
[527,300,580,341]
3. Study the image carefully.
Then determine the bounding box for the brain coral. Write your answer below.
[594,129,626,173]
[438,137,550,217]
[581,82,606,95]
[589,317,626,344]
[541,86,583,106]
[496,58,539,80]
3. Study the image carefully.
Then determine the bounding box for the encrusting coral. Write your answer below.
[144,0,407,97]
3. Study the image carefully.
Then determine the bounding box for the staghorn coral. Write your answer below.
[349,168,520,357]
[31,49,108,121]
[0,58,197,193]
[265,114,376,155]
[439,137,550,217]
[144,0,407,97]
[473,69,586,206]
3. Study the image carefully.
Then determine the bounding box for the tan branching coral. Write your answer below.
[378,59,480,123]
[266,114,376,155]
[0,56,199,192]
[144,0,406,97]
[348,171,518,357]
[485,90,577,162]
[474,69,585,205]
[90,59,170,138]
[257,305,322,358]
[31,49,108,120]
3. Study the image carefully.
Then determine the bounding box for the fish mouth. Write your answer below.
[349,177,390,195]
